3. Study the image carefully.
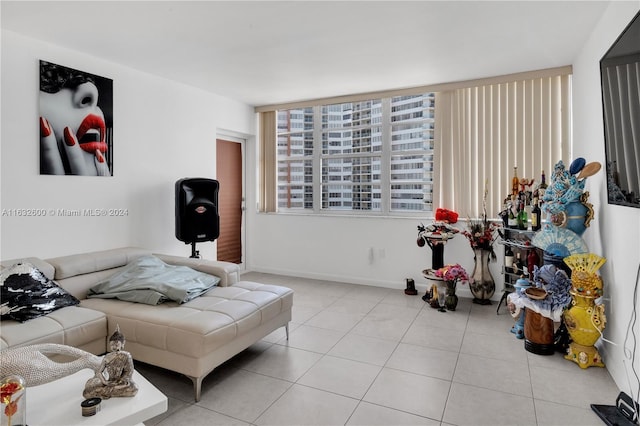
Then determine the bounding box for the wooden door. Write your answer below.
[216,139,243,264]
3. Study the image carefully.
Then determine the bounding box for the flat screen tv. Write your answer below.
[600,9,640,208]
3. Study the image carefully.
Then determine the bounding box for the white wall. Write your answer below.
[0,30,255,260]
[247,211,496,293]
[572,2,640,397]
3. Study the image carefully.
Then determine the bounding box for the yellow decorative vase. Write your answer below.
[562,253,607,369]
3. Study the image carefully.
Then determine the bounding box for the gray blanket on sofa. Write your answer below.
[87,255,220,305]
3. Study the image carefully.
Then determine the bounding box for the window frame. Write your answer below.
[276,96,435,217]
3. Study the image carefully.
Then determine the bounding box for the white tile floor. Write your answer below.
[140,272,619,426]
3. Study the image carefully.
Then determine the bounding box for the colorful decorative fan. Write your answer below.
[532,225,588,257]
[564,253,606,296]
[563,253,606,274]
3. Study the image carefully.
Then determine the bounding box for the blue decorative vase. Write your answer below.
[550,193,593,237]
[564,201,589,236]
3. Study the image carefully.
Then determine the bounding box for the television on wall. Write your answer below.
[600,10,640,208]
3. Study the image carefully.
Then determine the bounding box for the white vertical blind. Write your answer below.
[435,74,571,218]
[258,111,277,212]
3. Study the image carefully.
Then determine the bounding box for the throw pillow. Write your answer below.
[0,262,80,322]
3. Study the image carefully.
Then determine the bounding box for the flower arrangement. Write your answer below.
[462,217,501,257]
[461,181,501,259]
[434,264,471,285]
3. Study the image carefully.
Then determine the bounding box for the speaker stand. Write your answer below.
[190,242,201,259]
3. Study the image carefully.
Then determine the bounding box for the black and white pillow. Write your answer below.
[0,262,79,322]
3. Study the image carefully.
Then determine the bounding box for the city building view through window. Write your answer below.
[277,93,435,214]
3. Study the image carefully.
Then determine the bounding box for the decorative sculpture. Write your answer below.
[83,325,138,399]
[0,343,101,386]
[562,253,607,368]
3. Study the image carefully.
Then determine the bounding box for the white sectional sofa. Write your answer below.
[0,247,293,401]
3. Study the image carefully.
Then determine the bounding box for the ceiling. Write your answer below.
[1,1,616,107]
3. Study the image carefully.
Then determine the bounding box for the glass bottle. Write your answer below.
[504,245,514,274]
[531,197,541,231]
[514,252,524,276]
[537,170,548,200]
[517,199,527,230]
[512,166,519,196]
[508,195,518,228]
[539,170,548,190]
[527,248,540,277]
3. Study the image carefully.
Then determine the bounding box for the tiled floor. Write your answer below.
[140,272,620,426]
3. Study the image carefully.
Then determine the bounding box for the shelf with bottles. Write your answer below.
[501,226,542,277]
[501,167,546,233]
[497,168,547,313]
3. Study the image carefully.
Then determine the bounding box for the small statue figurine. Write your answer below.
[83,325,138,399]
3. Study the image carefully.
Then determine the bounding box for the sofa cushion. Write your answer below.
[0,305,107,354]
[0,262,80,322]
[81,281,293,358]
[47,247,152,280]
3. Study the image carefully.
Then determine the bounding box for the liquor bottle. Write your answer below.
[508,195,518,228]
[504,245,515,274]
[531,197,541,231]
[537,170,548,200]
[527,249,540,278]
[512,166,519,196]
[517,199,527,230]
[514,252,524,276]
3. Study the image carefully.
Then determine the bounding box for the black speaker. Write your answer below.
[175,178,220,244]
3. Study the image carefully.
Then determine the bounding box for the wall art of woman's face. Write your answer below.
[39,61,113,176]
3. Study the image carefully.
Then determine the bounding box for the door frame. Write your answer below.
[216,131,247,271]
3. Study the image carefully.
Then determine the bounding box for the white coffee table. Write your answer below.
[27,368,167,426]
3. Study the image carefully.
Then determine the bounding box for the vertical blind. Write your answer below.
[434,74,571,218]
[259,111,277,212]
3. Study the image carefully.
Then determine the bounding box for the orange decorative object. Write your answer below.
[1,375,26,426]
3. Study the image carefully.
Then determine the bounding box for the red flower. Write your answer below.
[0,382,21,404]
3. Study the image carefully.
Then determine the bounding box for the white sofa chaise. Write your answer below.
[0,247,293,401]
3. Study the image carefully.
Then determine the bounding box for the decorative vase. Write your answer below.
[562,253,606,368]
[563,292,606,368]
[1,375,26,426]
[550,193,594,237]
[444,280,458,311]
[469,248,495,305]
[429,242,445,270]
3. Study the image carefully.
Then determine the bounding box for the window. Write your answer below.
[276,94,435,213]
[260,66,572,218]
